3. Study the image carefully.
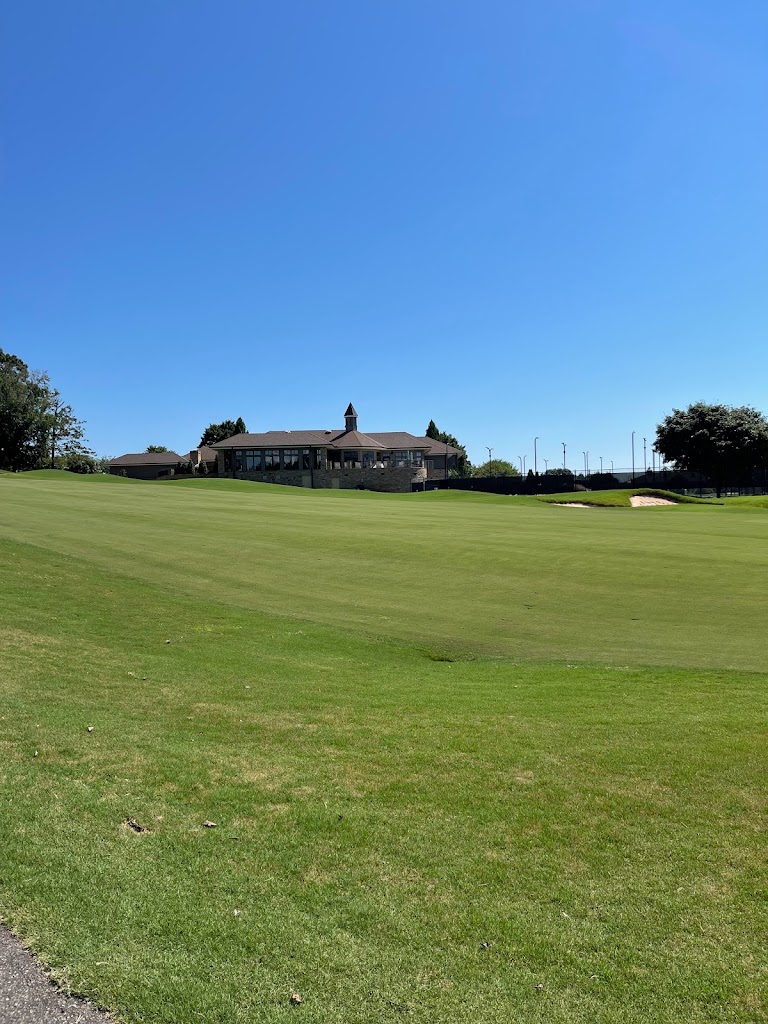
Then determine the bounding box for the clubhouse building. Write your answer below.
[211,404,461,492]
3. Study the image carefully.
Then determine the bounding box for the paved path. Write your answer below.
[0,925,114,1023]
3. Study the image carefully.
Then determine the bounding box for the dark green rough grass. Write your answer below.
[0,476,766,1022]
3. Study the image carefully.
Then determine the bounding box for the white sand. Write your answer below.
[553,502,592,507]
[630,495,675,507]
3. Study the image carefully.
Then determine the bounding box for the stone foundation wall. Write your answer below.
[226,465,426,493]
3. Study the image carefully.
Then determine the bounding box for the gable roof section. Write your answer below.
[372,432,460,455]
[109,451,185,466]
[332,429,384,449]
[210,430,343,449]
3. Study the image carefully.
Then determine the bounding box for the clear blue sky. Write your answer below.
[2,1,766,469]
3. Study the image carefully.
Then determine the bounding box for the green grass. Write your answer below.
[0,473,766,1023]
[538,487,717,507]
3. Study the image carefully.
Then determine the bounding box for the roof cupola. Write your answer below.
[344,403,358,432]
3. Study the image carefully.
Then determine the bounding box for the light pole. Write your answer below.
[534,437,539,474]
[486,447,493,477]
[582,451,586,477]
[611,460,614,475]
[586,451,590,477]
[631,431,635,482]
[600,456,603,474]
[643,437,647,474]
[562,442,566,472]
[543,458,548,472]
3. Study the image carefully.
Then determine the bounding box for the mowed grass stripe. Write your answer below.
[1,473,768,669]
[0,537,765,1023]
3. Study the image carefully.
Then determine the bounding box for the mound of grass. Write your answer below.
[539,488,715,508]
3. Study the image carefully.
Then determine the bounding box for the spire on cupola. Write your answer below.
[344,403,358,432]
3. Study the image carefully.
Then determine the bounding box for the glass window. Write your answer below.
[264,449,280,471]
[394,450,410,467]
[378,451,391,464]
[343,450,359,467]
[283,448,299,470]
[235,449,244,471]
[412,451,423,467]
[314,449,324,469]
[362,451,374,468]
[245,451,263,471]
[301,449,311,470]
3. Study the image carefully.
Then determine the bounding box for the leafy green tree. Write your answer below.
[199,418,247,447]
[545,467,573,476]
[472,458,519,477]
[0,349,51,470]
[655,402,768,497]
[146,445,169,453]
[47,390,91,468]
[425,420,471,475]
[56,451,98,474]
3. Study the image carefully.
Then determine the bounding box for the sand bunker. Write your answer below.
[630,495,675,507]
[553,502,591,507]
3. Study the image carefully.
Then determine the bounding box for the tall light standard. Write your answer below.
[562,442,566,472]
[543,458,548,472]
[518,456,523,475]
[582,451,587,477]
[586,451,590,477]
[486,447,493,477]
[643,437,647,475]
[631,431,636,483]
[611,460,614,475]
[599,456,603,474]
[534,437,539,474]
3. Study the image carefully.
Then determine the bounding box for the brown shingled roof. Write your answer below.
[109,451,186,466]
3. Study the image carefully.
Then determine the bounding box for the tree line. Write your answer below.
[0,348,93,472]
[430,403,768,495]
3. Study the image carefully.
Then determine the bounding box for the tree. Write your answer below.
[472,458,519,477]
[47,390,91,468]
[545,467,573,476]
[56,451,98,474]
[655,402,768,497]
[0,349,51,470]
[199,418,247,447]
[146,445,169,453]
[424,420,471,475]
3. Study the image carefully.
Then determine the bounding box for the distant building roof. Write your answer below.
[108,451,185,466]
[332,429,385,449]
[207,403,461,455]
[373,432,461,456]
[197,446,218,461]
[210,430,439,452]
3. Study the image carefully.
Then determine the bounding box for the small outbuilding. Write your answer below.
[108,451,186,480]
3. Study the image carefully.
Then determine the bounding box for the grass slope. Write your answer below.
[0,475,766,1023]
[2,474,768,670]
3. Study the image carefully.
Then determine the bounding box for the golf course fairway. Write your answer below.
[0,472,765,1023]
